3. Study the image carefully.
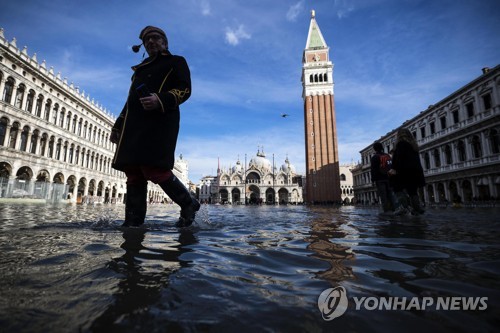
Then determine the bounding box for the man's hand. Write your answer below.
[140,94,160,110]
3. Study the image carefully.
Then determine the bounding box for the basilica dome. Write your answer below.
[280,157,296,174]
[232,159,243,173]
[249,150,272,172]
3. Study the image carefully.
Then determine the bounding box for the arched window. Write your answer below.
[63,141,68,162]
[72,115,77,133]
[0,117,8,146]
[40,133,48,156]
[471,135,482,158]
[52,104,59,124]
[77,118,83,136]
[2,77,15,103]
[66,112,71,131]
[457,140,466,162]
[69,144,74,164]
[323,73,327,82]
[340,173,346,181]
[444,145,452,165]
[30,129,39,154]
[48,136,55,158]
[15,84,25,108]
[56,139,62,160]
[20,126,30,152]
[35,94,44,117]
[309,74,313,83]
[9,122,20,149]
[424,152,430,169]
[25,90,35,113]
[489,129,500,154]
[75,146,80,165]
[59,108,65,127]
[433,149,441,168]
[44,99,52,121]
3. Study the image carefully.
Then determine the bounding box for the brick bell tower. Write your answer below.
[301,9,341,204]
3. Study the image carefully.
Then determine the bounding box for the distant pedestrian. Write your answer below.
[389,128,425,215]
[110,25,200,227]
[370,142,395,212]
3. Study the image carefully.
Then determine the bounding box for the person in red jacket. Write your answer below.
[111,26,199,227]
[370,142,395,212]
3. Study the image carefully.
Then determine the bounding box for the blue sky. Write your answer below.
[1,0,499,182]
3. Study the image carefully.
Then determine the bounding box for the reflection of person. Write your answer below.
[389,128,425,215]
[370,142,395,212]
[90,228,197,331]
[111,26,200,227]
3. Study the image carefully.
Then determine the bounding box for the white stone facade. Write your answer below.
[339,163,355,204]
[352,66,500,205]
[0,28,189,204]
[201,150,303,204]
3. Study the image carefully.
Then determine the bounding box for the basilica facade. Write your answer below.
[199,150,303,205]
[0,28,189,204]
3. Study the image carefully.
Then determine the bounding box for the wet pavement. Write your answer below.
[0,203,498,332]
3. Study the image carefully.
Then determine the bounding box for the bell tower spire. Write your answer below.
[301,9,341,204]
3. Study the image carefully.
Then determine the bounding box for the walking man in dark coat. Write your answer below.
[111,25,200,227]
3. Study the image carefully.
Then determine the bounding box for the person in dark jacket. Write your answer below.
[370,142,395,212]
[388,128,425,215]
[110,25,200,227]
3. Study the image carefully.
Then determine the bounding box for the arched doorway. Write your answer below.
[449,181,460,203]
[437,183,446,202]
[278,188,289,204]
[426,184,435,203]
[219,189,229,203]
[231,188,241,204]
[13,166,33,197]
[248,185,260,204]
[67,175,77,200]
[77,178,87,204]
[462,180,473,202]
[265,188,275,204]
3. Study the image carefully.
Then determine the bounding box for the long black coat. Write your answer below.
[391,141,425,192]
[112,51,191,171]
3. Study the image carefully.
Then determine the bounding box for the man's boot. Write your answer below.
[123,183,147,227]
[410,195,425,215]
[159,176,200,227]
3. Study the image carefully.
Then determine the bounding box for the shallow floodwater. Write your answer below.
[0,203,498,332]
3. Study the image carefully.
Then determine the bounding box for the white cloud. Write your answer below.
[200,0,211,16]
[286,1,304,22]
[334,0,355,19]
[225,24,251,46]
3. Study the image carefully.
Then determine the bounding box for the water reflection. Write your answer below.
[0,203,498,332]
[90,228,197,331]
[306,210,356,284]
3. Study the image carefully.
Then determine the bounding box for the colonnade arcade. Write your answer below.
[0,161,122,203]
[217,185,300,205]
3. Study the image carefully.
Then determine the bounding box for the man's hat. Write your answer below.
[139,26,167,41]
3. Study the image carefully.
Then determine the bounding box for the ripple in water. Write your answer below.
[0,203,498,332]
